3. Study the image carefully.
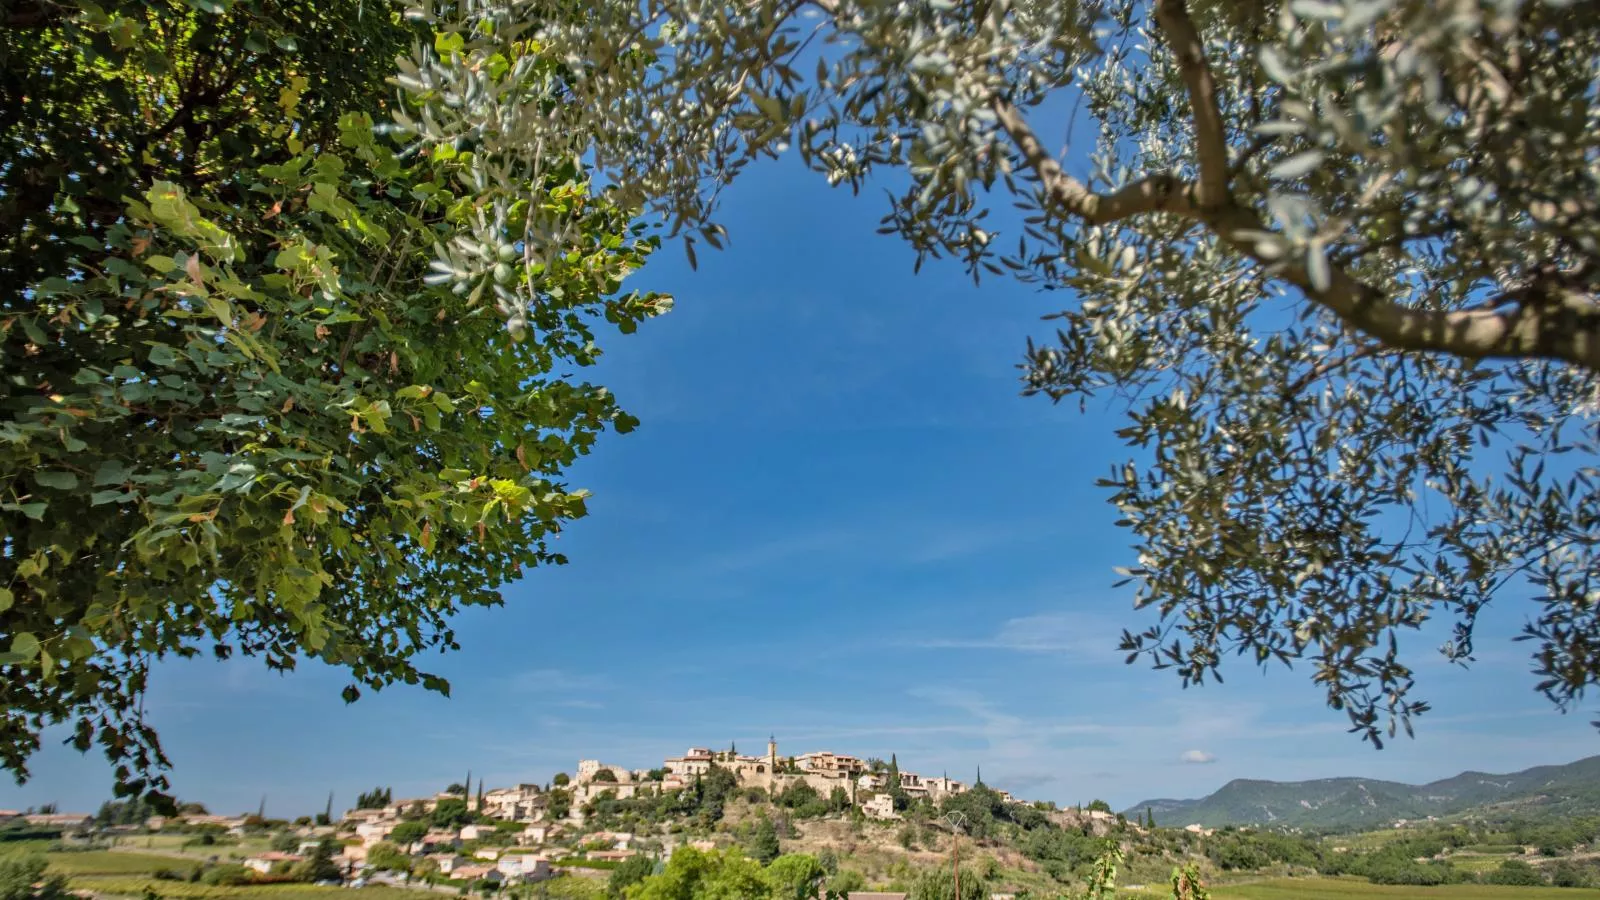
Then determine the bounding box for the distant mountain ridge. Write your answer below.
[1124,755,1600,830]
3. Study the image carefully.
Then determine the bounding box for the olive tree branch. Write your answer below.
[1153,0,1230,209]
[985,0,1600,372]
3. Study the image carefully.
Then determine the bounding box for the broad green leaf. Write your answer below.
[35,471,80,491]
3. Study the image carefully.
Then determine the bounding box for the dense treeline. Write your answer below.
[1312,818,1600,887]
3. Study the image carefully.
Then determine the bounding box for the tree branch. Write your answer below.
[1204,203,1600,369]
[982,1,1600,371]
[989,80,1600,370]
[990,96,1194,224]
[1153,0,1230,209]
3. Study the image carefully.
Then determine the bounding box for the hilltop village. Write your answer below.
[4,740,1139,898]
[348,738,1014,835]
[322,740,1038,882]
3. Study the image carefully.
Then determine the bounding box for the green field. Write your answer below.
[1196,877,1599,899]
[67,877,424,900]
[44,850,185,875]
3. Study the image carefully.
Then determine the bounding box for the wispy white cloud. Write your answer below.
[900,611,1125,661]
[670,517,1061,581]
[506,669,611,695]
[1180,750,1217,765]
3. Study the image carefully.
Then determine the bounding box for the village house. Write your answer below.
[495,854,552,882]
[472,848,502,861]
[481,785,543,821]
[24,813,93,830]
[515,824,556,847]
[587,831,634,850]
[796,752,866,776]
[339,844,369,866]
[421,830,461,850]
[425,853,469,875]
[587,849,637,862]
[861,794,898,821]
[243,852,302,875]
[663,748,717,779]
[449,865,501,884]
[898,772,930,800]
[179,814,246,829]
[383,798,436,819]
[355,822,393,845]
[923,776,966,800]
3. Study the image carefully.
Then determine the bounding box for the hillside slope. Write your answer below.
[1126,755,1600,829]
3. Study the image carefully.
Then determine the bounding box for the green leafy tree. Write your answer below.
[908,867,989,900]
[762,854,824,900]
[432,799,472,829]
[1086,800,1112,814]
[388,822,429,847]
[747,817,781,866]
[290,839,344,883]
[886,755,908,812]
[95,796,158,826]
[1485,859,1546,886]
[1548,860,1594,889]
[626,847,770,900]
[552,774,571,787]
[356,789,392,810]
[0,0,667,799]
[592,770,617,784]
[775,781,826,818]
[0,854,68,900]
[404,0,1600,742]
[816,851,838,877]
[546,789,572,820]
[823,869,864,900]
[366,842,411,872]
[606,854,654,898]
[270,832,300,853]
[827,788,851,815]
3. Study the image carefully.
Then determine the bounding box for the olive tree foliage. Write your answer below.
[401,0,1600,741]
[0,0,668,800]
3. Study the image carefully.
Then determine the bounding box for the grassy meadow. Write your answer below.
[1195,877,1600,899]
[43,850,196,875]
[66,878,424,900]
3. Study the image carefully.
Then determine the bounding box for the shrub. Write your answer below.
[1549,860,1595,888]
[1486,860,1546,886]
[199,864,253,886]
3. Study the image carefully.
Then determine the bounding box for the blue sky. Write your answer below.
[5,153,1597,820]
